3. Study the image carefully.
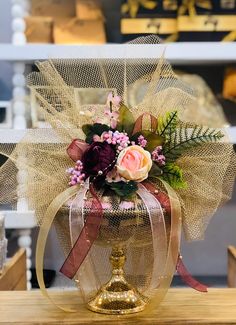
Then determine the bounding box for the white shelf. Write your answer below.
[1,43,236,65]
[0,127,236,143]
[3,210,36,229]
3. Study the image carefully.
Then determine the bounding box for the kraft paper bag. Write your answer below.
[31,0,76,17]
[76,0,104,20]
[54,18,106,44]
[25,16,53,43]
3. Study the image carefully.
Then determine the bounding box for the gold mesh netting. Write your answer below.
[0,36,235,311]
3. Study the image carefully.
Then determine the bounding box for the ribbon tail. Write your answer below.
[176,256,208,292]
[36,185,80,312]
[60,185,103,279]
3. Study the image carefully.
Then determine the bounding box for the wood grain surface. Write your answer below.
[0,288,236,324]
[0,249,26,291]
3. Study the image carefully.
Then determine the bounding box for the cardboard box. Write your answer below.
[76,0,104,20]
[53,18,106,44]
[31,0,75,17]
[25,16,53,43]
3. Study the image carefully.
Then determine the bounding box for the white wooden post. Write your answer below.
[11,0,32,290]
[11,0,27,45]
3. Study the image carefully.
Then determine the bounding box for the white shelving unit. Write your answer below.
[1,42,236,64]
[0,42,236,130]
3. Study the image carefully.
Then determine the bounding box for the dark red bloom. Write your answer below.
[82,142,116,178]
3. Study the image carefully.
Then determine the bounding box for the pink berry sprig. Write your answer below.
[152,146,166,167]
[67,160,85,186]
[102,131,130,152]
[138,135,147,148]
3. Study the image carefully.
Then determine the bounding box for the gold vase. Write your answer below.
[87,246,147,314]
[84,193,154,315]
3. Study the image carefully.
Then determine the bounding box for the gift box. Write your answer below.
[121,0,178,17]
[121,0,178,42]
[178,0,236,14]
[178,0,236,41]
[31,0,76,17]
[178,14,236,41]
[76,0,104,20]
[25,16,53,43]
[53,18,106,44]
[212,0,236,13]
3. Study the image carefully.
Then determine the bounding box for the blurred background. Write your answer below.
[0,0,236,291]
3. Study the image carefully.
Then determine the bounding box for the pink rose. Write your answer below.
[116,145,152,182]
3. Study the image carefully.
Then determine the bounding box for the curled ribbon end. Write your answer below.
[177,256,208,293]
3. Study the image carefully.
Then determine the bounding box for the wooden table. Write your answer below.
[0,289,236,324]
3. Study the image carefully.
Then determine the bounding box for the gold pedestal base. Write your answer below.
[87,247,147,315]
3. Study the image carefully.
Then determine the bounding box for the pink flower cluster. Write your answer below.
[104,92,121,129]
[152,146,166,166]
[102,131,130,152]
[67,160,85,186]
[138,135,147,148]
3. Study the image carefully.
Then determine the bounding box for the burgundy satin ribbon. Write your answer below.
[176,255,208,292]
[67,139,89,162]
[132,113,158,135]
[60,185,103,279]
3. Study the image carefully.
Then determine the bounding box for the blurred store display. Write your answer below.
[121,0,236,43]
[178,0,236,42]
[10,0,236,44]
[121,0,178,42]
[25,0,106,44]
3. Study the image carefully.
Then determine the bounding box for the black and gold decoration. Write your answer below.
[121,0,179,42]
[120,0,236,43]
[178,0,236,42]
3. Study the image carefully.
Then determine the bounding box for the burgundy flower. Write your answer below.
[82,142,116,179]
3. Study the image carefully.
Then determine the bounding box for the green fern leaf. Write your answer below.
[158,111,178,138]
[160,163,187,190]
[163,126,224,162]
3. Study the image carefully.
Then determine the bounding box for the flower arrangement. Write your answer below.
[2,51,233,314]
[67,92,224,198]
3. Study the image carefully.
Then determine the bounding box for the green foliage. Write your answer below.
[107,180,138,198]
[117,104,135,136]
[161,163,187,190]
[149,162,163,178]
[145,133,165,152]
[163,126,224,162]
[157,111,178,138]
[82,123,110,144]
[131,130,164,152]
